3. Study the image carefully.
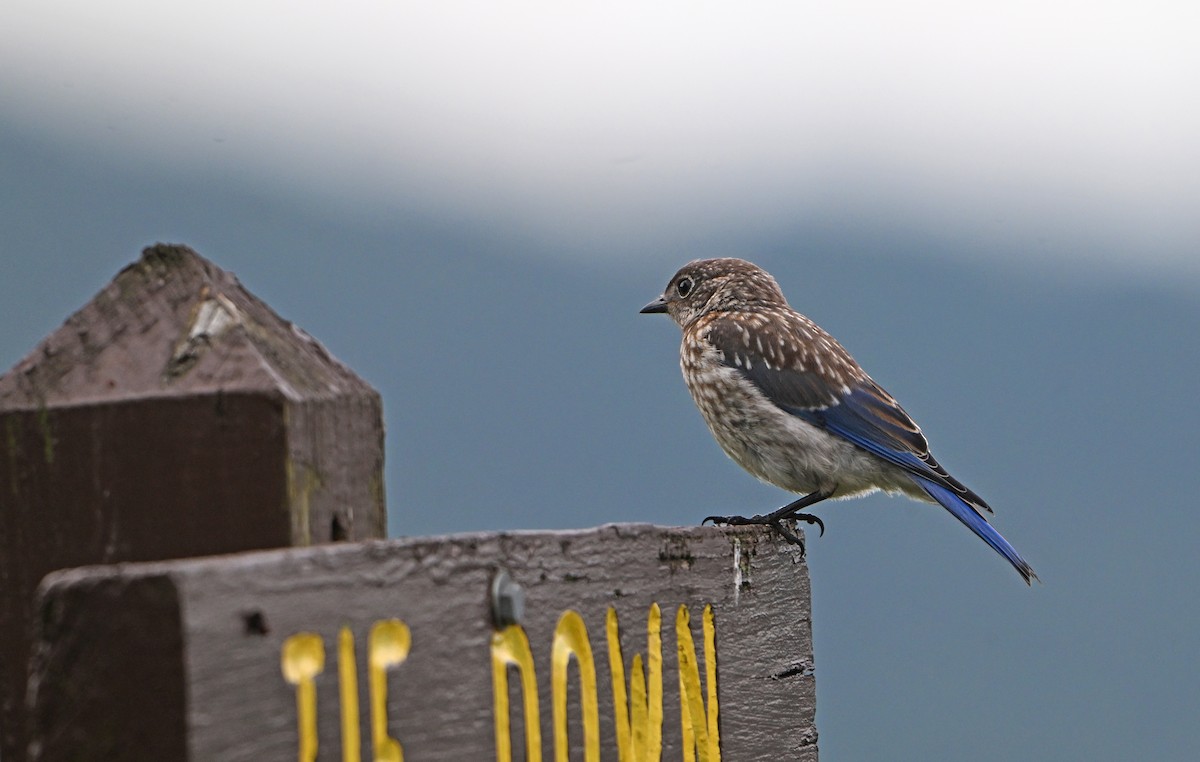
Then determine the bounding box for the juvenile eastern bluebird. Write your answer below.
[641,258,1037,584]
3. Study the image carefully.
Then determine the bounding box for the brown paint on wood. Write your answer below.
[30,524,818,760]
[28,573,188,761]
[0,244,386,760]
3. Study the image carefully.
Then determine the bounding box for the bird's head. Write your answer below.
[640,258,787,328]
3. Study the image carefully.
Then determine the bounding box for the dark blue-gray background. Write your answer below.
[3,3,1197,759]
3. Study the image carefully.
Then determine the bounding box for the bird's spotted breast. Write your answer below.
[680,314,898,497]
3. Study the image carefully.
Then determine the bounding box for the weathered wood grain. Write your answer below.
[30,524,817,761]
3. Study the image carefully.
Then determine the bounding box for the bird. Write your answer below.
[640,258,1037,584]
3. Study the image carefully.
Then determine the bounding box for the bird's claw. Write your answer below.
[786,511,825,537]
[769,519,807,555]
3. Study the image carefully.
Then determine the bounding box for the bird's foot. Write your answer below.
[704,509,825,537]
[703,512,770,527]
[703,512,820,554]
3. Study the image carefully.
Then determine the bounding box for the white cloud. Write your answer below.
[2,1,1197,276]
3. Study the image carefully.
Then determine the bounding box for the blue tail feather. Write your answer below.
[915,477,1038,585]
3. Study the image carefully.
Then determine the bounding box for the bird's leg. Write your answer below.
[775,492,829,537]
[704,489,833,544]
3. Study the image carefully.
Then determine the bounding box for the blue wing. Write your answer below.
[705,317,991,515]
[792,382,993,517]
[706,315,1038,583]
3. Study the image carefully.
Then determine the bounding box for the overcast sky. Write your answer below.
[3,1,1197,280]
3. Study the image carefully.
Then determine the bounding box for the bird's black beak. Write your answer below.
[640,296,668,314]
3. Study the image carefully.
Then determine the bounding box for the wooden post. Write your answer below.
[28,524,818,760]
[0,244,386,760]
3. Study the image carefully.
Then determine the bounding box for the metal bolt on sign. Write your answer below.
[490,569,525,627]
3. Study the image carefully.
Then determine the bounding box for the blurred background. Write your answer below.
[2,2,1197,759]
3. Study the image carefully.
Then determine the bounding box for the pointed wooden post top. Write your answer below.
[1,243,374,409]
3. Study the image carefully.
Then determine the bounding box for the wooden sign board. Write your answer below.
[28,524,817,760]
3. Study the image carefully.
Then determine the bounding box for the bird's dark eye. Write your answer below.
[677,277,694,297]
